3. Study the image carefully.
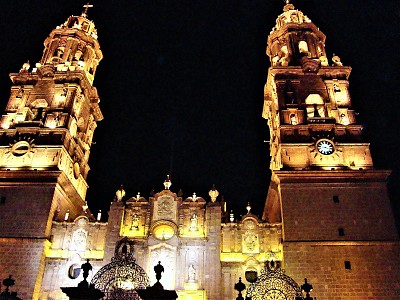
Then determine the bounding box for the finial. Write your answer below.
[208,184,219,203]
[82,201,88,212]
[192,192,197,202]
[96,210,102,221]
[64,209,70,221]
[234,277,246,299]
[229,210,235,222]
[136,192,141,201]
[332,53,343,66]
[163,175,172,190]
[246,202,251,214]
[283,0,295,11]
[82,2,93,17]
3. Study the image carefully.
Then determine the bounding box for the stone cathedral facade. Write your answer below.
[0,3,399,300]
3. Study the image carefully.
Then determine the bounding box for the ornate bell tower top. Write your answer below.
[263,3,372,171]
[267,2,327,67]
[0,4,104,212]
[39,3,102,85]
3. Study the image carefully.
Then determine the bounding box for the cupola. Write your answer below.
[38,4,102,84]
[267,1,327,67]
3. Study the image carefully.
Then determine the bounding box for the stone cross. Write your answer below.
[82,2,93,17]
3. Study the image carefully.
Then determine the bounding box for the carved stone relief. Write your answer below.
[154,195,176,221]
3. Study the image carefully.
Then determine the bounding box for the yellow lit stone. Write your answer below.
[153,224,175,240]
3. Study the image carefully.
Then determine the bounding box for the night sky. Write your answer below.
[0,1,399,226]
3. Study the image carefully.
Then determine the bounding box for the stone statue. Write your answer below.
[131,214,139,231]
[189,213,198,231]
[188,265,196,282]
[319,55,328,66]
[81,259,92,281]
[154,261,164,282]
[19,61,30,73]
[332,54,343,66]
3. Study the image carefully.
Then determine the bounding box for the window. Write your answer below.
[68,264,81,279]
[344,261,351,270]
[338,228,345,236]
[0,196,5,205]
[333,196,339,203]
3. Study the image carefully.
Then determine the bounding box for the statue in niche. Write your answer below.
[340,113,349,125]
[313,104,321,118]
[131,214,139,231]
[284,80,296,104]
[279,45,290,66]
[332,82,347,104]
[16,88,24,99]
[61,88,68,98]
[188,264,196,282]
[73,94,84,116]
[290,113,298,125]
[33,107,46,122]
[49,112,61,127]
[189,213,199,231]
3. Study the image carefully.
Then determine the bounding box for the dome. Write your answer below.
[61,15,98,39]
[272,4,312,32]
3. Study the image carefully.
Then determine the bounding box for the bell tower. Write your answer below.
[0,6,103,299]
[262,3,400,299]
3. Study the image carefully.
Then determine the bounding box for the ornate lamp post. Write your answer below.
[234,277,246,300]
[0,275,21,300]
[137,261,178,300]
[301,278,314,300]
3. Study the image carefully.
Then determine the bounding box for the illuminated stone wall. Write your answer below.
[220,216,282,299]
[40,217,107,299]
[284,242,400,299]
[0,238,48,300]
[277,171,399,242]
[35,186,284,300]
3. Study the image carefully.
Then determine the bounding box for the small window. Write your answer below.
[338,228,345,236]
[0,196,5,205]
[333,196,339,203]
[68,264,81,279]
[344,261,351,270]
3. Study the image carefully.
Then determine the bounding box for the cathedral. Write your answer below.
[0,2,399,300]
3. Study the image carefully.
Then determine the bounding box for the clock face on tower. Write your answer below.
[316,139,335,155]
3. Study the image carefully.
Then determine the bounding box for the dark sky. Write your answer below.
[0,1,399,225]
